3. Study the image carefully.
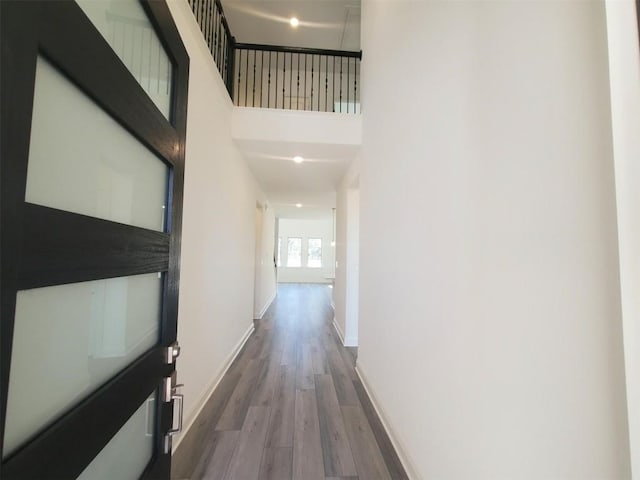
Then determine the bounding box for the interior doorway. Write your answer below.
[253,203,277,319]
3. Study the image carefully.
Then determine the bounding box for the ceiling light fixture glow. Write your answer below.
[296,203,302,208]
[293,156,304,163]
[290,17,299,27]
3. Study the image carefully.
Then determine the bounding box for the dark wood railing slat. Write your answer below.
[237,49,241,105]
[325,55,328,112]
[245,48,248,105]
[340,58,343,112]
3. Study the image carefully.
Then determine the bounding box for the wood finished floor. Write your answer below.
[180,284,408,480]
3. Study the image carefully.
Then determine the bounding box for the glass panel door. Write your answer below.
[77,392,157,480]
[0,1,188,479]
[25,57,169,231]
[4,273,163,457]
[76,0,174,118]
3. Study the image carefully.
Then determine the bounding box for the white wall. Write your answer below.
[358,1,631,478]
[606,1,640,477]
[277,217,335,283]
[335,157,360,346]
[232,107,362,146]
[166,0,275,452]
[335,188,348,340]
[344,188,359,346]
[254,204,277,318]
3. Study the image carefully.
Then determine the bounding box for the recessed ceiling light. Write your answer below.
[296,203,302,208]
[290,17,299,27]
[293,156,304,163]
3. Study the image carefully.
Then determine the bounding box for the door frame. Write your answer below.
[0,1,188,478]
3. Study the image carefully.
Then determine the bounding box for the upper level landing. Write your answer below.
[188,0,362,213]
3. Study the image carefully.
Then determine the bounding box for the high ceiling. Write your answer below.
[222,1,362,219]
[220,0,361,51]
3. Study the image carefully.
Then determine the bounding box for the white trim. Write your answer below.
[333,317,346,345]
[355,364,420,480]
[343,335,358,347]
[254,290,276,319]
[172,323,255,452]
[333,317,358,346]
[276,280,333,285]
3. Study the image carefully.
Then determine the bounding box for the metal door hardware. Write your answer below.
[168,392,184,436]
[165,341,181,364]
[162,373,184,453]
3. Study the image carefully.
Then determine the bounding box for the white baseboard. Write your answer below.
[343,335,358,347]
[254,290,276,319]
[355,364,420,480]
[172,323,255,452]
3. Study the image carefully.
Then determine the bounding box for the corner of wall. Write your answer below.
[254,289,276,320]
[605,1,640,476]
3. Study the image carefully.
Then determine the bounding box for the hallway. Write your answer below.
[174,284,407,480]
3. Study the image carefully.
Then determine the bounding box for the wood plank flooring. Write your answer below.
[172,284,408,480]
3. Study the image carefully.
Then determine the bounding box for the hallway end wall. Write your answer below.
[277,218,336,284]
[166,0,272,455]
[358,1,631,478]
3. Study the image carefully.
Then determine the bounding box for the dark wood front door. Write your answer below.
[1,1,188,478]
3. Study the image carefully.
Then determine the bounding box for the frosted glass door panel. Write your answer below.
[25,57,168,232]
[77,393,156,480]
[3,273,162,457]
[76,0,173,118]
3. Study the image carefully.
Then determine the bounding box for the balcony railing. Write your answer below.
[187,0,362,113]
[188,0,235,94]
[234,44,361,113]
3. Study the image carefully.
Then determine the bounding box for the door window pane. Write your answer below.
[3,273,162,457]
[287,238,302,267]
[25,57,168,232]
[308,238,322,268]
[76,0,173,118]
[77,392,156,480]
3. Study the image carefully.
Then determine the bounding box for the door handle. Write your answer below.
[162,380,184,454]
[168,392,184,436]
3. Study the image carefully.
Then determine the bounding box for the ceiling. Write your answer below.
[220,0,361,51]
[222,1,361,219]
[235,138,359,218]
